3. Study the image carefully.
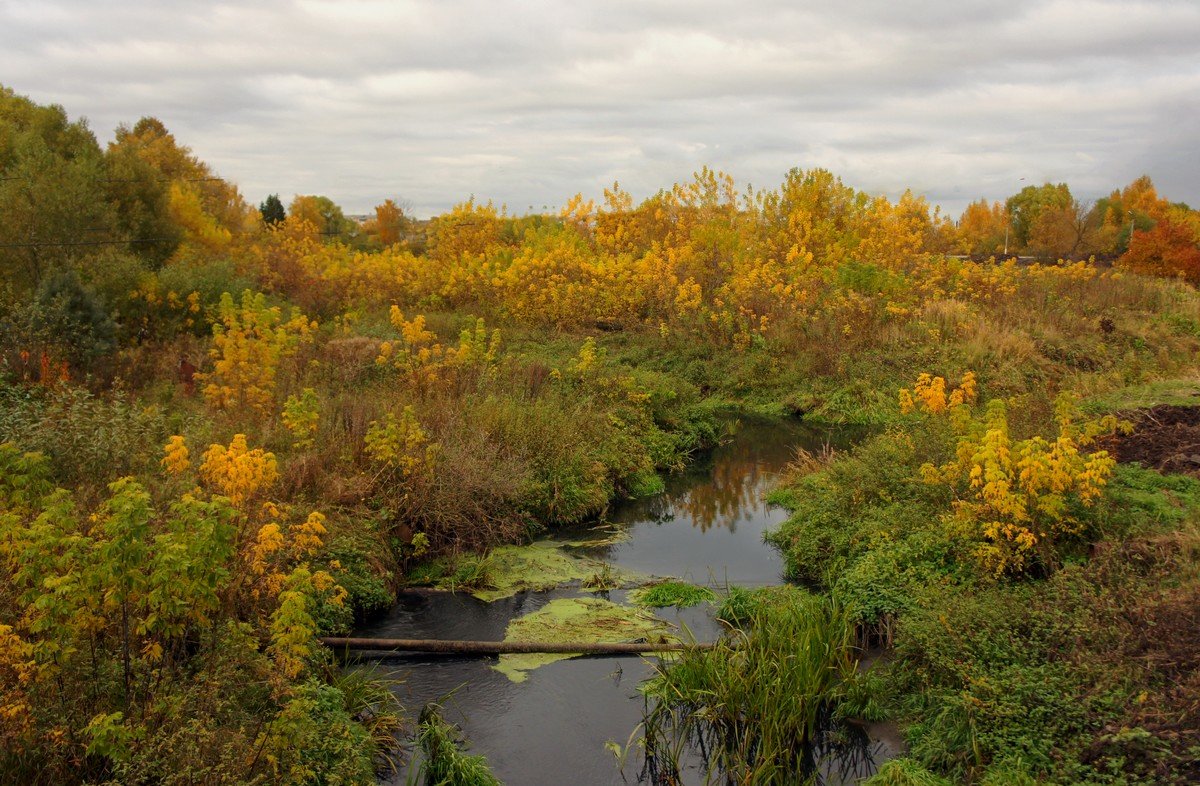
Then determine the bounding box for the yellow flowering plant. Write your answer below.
[903,373,1125,575]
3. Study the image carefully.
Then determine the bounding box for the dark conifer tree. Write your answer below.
[260,193,286,226]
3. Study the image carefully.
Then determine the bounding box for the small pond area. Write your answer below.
[355,418,900,784]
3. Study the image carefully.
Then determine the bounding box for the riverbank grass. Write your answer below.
[415,704,501,786]
[629,581,717,608]
[639,586,864,784]
[765,379,1200,783]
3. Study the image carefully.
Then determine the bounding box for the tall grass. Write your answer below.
[639,587,865,785]
[320,663,407,776]
[413,703,500,786]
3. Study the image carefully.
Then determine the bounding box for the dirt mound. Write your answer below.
[1101,405,1200,476]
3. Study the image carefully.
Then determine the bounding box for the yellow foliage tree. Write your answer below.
[955,199,1009,255]
[198,290,314,416]
[161,435,190,475]
[198,434,279,508]
[906,378,1123,575]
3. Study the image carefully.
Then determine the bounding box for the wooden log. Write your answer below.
[319,636,710,655]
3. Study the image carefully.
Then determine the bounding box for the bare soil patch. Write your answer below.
[1100,405,1200,476]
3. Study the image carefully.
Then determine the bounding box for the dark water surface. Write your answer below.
[356,419,898,784]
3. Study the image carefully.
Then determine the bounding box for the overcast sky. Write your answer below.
[2,0,1198,217]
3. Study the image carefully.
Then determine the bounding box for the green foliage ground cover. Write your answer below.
[766,395,1200,784]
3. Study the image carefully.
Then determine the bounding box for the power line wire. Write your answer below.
[0,237,172,249]
[0,175,225,183]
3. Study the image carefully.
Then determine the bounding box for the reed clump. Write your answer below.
[415,704,500,786]
[639,586,864,785]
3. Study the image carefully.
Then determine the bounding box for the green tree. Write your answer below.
[33,269,117,367]
[1005,182,1073,250]
[288,194,356,240]
[0,86,116,292]
[260,193,286,226]
[102,141,180,268]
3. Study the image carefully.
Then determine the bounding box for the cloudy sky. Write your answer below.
[2,0,1198,217]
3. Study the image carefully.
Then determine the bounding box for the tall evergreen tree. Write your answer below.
[260,193,286,226]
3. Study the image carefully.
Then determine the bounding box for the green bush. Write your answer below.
[0,383,166,486]
[34,268,116,366]
[260,679,378,785]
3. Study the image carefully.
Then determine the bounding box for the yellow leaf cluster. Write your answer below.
[0,624,35,739]
[245,505,334,601]
[899,371,977,415]
[198,434,278,508]
[197,291,314,416]
[911,387,1121,575]
[377,308,501,394]
[161,435,190,475]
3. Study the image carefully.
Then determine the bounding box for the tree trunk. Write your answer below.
[319,636,710,655]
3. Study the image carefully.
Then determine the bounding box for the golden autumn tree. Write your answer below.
[754,167,869,271]
[955,199,1009,255]
[373,198,407,246]
[857,190,931,269]
[288,194,354,239]
[197,291,315,416]
[108,116,256,258]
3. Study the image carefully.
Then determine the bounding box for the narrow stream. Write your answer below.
[356,418,899,784]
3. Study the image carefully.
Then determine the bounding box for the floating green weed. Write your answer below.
[558,524,632,549]
[407,541,641,601]
[494,597,675,682]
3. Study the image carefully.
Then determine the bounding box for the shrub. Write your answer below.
[0,383,166,486]
[34,268,116,367]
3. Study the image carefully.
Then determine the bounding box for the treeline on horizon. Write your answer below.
[3,83,1200,355]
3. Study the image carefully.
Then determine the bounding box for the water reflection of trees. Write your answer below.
[628,438,775,534]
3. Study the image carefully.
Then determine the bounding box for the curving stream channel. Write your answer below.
[355,418,901,784]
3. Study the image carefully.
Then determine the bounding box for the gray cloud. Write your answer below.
[2,0,1197,217]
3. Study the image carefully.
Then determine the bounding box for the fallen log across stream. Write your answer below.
[319,636,713,656]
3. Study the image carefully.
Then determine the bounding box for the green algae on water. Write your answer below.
[408,541,642,601]
[494,597,677,683]
[558,523,632,550]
